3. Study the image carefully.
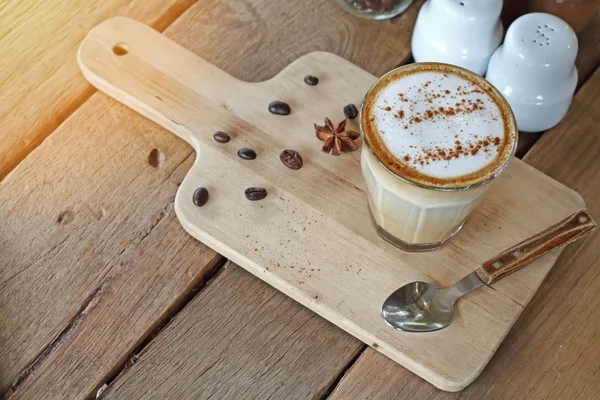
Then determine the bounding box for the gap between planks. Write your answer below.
[320,344,369,400]
[2,275,116,399]
[1,253,228,400]
[94,257,230,400]
[90,259,367,400]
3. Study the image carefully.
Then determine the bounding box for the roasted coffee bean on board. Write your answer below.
[192,187,209,207]
[268,101,291,115]
[213,131,231,143]
[344,104,359,119]
[238,148,257,160]
[245,187,268,201]
[279,149,303,170]
[304,75,319,86]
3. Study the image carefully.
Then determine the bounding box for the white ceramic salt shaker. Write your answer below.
[411,0,503,76]
[486,13,578,133]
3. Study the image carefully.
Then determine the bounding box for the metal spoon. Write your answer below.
[382,209,595,332]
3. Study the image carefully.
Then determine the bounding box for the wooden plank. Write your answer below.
[100,264,362,399]
[0,0,196,180]
[0,0,420,181]
[575,11,600,87]
[78,17,587,391]
[328,67,600,399]
[166,0,422,82]
[0,93,222,399]
[0,1,420,398]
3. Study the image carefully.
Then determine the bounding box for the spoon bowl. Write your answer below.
[381,281,452,332]
[382,272,483,332]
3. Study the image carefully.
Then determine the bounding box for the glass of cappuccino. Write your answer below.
[360,63,517,252]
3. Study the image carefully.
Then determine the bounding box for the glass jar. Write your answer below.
[333,0,414,20]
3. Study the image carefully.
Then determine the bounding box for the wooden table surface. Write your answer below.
[0,1,598,399]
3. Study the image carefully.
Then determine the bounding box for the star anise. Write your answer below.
[314,118,360,156]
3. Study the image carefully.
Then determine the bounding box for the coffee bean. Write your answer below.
[245,187,268,201]
[192,187,209,207]
[344,103,359,119]
[268,101,291,116]
[213,131,230,143]
[304,75,319,86]
[238,148,257,160]
[279,149,303,170]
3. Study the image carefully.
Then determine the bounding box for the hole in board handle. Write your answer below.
[148,148,166,168]
[113,43,129,56]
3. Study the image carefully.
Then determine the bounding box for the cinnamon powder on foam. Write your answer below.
[362,65,515,188]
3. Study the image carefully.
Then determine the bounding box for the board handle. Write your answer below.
[475,209,596,284]
[77,17,243,147]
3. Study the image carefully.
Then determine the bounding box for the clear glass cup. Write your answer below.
[333,0,414,20]
[360,63,517,252]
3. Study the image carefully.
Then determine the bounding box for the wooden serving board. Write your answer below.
[78,18,586,391]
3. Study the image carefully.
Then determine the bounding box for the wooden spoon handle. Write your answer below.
[475,209,596,284]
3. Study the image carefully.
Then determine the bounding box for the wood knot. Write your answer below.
[148,149,166,168]
[57,209,74,225]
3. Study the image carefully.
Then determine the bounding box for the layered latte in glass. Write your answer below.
[360,63,517,251]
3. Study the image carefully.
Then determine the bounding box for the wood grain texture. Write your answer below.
[78,17,587,391]
[167,0,422,83]
[476,209,595,284]
[575,11,600,87]
[101,264,363,399]
[0,93,222,399]
[0,0,195,180]
[328,68,600,400]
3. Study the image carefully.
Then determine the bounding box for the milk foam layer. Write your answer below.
[371,71,506,180]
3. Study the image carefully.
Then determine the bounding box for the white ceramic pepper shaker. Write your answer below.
[411,0,503,76]
[486,13,578,133]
